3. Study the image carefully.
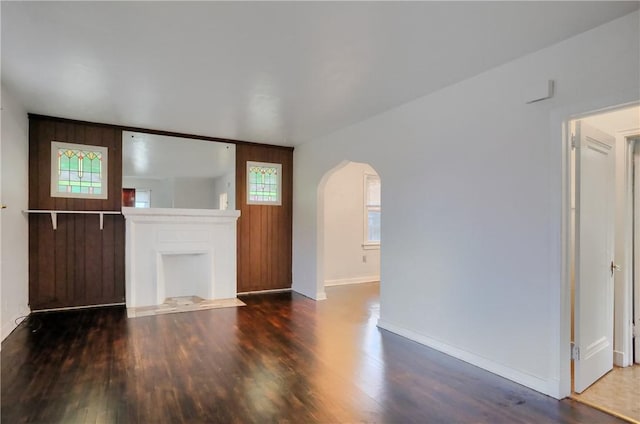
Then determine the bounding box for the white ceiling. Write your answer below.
[2,2,638,146]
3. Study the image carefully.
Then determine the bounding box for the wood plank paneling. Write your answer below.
[84,215,102,302]
[28,117,125,310]
[236,144,293,293]
[73,214,87,303]
[113,215,125,301]
[29,114,292,306]
[102,215,115,301]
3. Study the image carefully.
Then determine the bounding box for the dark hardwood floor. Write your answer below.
[1,283,622,423]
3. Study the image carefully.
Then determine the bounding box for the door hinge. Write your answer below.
[571,135,576,150]
[571,342,580,360]
[633,323,637,338]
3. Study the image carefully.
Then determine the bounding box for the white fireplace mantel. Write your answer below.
[122,206,240,222]
[122,207,241,316]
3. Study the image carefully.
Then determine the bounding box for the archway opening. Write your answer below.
[317,161,381,300]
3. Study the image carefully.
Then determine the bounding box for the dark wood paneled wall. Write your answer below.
[236,144,293,292]
[29,117,125,310]
[28,114,293,306]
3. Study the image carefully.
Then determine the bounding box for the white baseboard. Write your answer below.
[613,350,627,367]
[324,275,380,287]
[290,289,327,301]
[377,319,561,399]
[2,305,31,342]
[32,302,124,313]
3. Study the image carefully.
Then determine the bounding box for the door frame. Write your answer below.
[558,100,640,398]
[632,136,640,364]
[618,131,640,366]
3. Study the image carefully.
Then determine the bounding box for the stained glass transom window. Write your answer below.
[247,161,281,205]
[51,141,108,199]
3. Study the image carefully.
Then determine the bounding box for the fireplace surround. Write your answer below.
[122,207,241,317]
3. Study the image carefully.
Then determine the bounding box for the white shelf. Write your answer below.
[23,210,121,230]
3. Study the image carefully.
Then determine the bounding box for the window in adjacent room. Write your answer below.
[364,173,381,248]
[51,141,108,199]
[219,192,228,210]
[135,189,151,208]
[247,161,282,205]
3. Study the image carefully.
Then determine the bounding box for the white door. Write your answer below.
[0,106,3,316]
[634,139,640,364]
[574,121,616,393]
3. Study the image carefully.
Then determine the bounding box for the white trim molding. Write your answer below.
[616,130,639,367]
[362,243,380,250]
[122,207,240,311]
[324,275,380,287]
[377,319,561,399]
[614,350,626,366]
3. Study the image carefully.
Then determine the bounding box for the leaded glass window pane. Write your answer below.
[51,142,108,199]
[246,161,282,205]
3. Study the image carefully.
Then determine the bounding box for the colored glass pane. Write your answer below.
[247,163,280,203]
[55,147,103,195]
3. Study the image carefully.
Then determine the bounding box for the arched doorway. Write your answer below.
[317,161,381,298]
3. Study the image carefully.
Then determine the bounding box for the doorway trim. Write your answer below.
[316,160,352,301]
[618,131,640,366]
[316,160,382,300]
[635,136,640,365]
[558,101,640,398]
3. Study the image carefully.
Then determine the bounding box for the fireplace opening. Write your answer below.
[157,251,214,303]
